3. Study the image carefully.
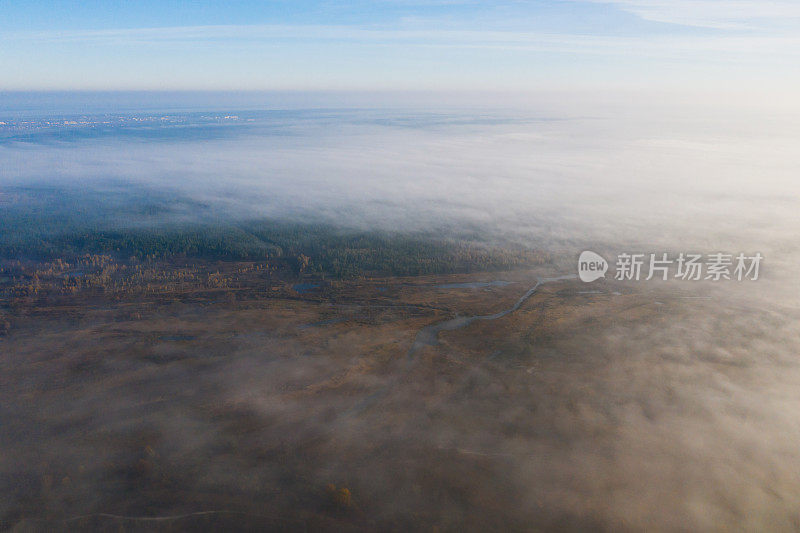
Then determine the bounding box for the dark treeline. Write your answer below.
[1,184,548,279]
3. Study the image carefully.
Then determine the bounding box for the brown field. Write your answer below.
[2,263,799,531]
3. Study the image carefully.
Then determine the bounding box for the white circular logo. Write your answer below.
[578,251,608,282]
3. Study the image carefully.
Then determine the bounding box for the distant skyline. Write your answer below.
[1,1,799,92]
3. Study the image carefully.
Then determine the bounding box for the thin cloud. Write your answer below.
[2,24,799,60]
[577,0,800,29]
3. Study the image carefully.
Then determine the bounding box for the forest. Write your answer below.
[0,184,548,309]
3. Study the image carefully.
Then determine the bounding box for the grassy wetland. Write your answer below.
[3,105,800,531]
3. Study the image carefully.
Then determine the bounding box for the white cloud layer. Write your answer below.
[579,0,800,29]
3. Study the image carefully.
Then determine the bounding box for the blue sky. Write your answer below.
[1,1,799,91]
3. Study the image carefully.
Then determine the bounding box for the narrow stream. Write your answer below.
[409,275,576,356]
[342,274,576,417]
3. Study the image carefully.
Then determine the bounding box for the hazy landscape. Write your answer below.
[1,98,799,531]
[3,0,800,530]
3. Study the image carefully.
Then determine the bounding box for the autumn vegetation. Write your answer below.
[0,185,549,311]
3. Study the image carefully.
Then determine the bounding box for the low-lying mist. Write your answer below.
[2,94,800,530]
[3,99,799,264]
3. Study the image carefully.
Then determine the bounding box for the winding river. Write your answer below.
[342,274,576,417]
[408,275,576,356]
